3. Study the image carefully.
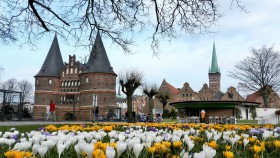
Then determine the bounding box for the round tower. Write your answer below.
[79,32,117,119]
[34,35,64,119]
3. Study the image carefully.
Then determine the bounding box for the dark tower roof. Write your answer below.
[35,35,64,77]
[82,32,116,75]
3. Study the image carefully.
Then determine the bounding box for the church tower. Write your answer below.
[208,42,221,93]
[79,31,117,109]
[34,35,64,114]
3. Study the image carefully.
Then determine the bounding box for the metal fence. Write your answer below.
[0,89,27,121]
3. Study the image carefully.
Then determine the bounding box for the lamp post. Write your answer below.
[237,83,242,101]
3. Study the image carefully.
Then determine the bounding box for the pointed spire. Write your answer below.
[82,31,116,75]
[35,34,64,77]
[209,42,220,73]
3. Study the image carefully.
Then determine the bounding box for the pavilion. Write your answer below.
[170,100,260,123]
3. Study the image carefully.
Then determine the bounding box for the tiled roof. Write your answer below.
[246,93,259,102]
[164,80,179,94]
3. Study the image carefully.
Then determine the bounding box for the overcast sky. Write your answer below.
[0,1,280,97]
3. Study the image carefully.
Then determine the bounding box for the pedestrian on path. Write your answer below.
[46,100,56,121]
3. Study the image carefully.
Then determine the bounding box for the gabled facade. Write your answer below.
[177,82,200,101]
[34,32,117,120]
[153,79,179,112]
[198,83,214,101]
[220,86,245,101]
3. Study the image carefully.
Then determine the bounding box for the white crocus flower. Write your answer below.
[57,141,67,158]
[243,138,249,150]
[193,151,205,158]
[117,141,127,158]
[83,143,94,158]
[37,145,48,158]
[106,146,116,158]
[133,143,144,158]
[203,144,216,158]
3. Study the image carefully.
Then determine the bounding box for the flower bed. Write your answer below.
[1,123,280,158]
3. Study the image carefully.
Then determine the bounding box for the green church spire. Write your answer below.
[209,42,220,73]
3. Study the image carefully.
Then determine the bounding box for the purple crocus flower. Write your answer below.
[258,128,267,134]
[275,127,280,133]
[38,127,46,131]
[147,127,157,132]
[44,131,52,137]
[12,134,18,140]
[249,128,260,136]
[125,129,130,134]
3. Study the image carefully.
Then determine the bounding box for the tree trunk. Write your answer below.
[262,92,269,108]
[127,95,133,123]
[149,97,153,123]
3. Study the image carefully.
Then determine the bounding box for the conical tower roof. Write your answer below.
[82,32,116,75]
[35,35,64,77]
[209,42,220,73]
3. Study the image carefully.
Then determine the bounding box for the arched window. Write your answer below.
[61,81,64,87]
[48,79,52,85]
[66,68,69,74]
[85,77,89,83]
[75,68,78,74]
[68,81,70,87]
[74,81,77,86]
[71,81,74,86]
[70,68,73,74]
[78,81,80,86]
[36,79,39,85]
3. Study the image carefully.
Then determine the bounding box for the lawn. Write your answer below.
[236,119,258,124]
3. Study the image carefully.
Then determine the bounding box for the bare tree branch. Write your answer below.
[228,45,280,107]
[0,0,244,54]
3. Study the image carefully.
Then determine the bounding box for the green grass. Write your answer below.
[236,119,258,124]
[162,118,178,123]
[0,125,45,133]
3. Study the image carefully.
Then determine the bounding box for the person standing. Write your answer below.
[95,106,99,121]
[132,111,136,122]
[46,100,56,121]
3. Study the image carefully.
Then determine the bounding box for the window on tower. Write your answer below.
[48,79,52,85]
[86,77,89,83]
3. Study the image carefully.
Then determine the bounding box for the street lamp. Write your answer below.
[237,83,243,101]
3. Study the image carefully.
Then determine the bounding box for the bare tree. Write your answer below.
[119,69,143,122]
[0,78,18,103]
[0,0,245,54]
[143,83,158,123]
[18,80,33,103]
[156,93,170,110]
[228,45,280,107]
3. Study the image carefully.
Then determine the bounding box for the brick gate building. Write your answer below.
[33,32,117,121]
